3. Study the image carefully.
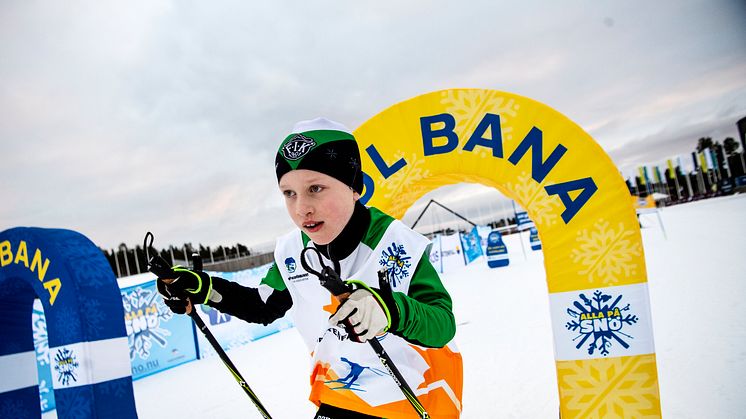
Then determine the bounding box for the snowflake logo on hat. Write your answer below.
[282,134,316,161]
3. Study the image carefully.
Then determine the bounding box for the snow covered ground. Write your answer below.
[46,194,746,418]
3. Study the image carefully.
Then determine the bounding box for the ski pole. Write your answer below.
[143,232,273,419]
[300,247,430,419]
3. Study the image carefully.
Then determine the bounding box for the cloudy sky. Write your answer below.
[2,0,745,250]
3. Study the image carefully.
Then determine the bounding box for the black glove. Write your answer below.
[155,267,213,314]
[157,280,190,314]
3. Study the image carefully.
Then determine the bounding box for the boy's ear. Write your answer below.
[353,190,361,201]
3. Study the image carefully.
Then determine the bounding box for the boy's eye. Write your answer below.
[309,185,324,193]
[283,190,296,198]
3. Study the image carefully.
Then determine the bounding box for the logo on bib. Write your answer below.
[565,290,639,356]
[285,257,297,273]
[379,242,412,287]
[281,134,316,160]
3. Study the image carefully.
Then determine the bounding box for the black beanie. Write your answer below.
[275,118,364,194]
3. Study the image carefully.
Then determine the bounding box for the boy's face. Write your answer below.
[279,169,360,245]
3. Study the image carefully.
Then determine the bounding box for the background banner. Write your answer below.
[530,227,542,251]
[459,226,484,264]
[31,262,296,414]
[121,281,198,380]
[515,211,534,231]
[439,233,465,273]
[32,300,55,413]
[194,265,294,358]
[485,229,510,268]
[428,235,443,273]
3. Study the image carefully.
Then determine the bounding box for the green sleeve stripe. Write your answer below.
[259,263,287,291]
[346,279,392,332]
[391,251,456,347]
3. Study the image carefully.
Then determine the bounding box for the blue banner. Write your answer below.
[1,227,137,419]
[27,256,296,415]
[428,235,443,274]
[516,211,534,230]
[32,300,55,413]
[459,226,484,265]
[121,281,198,380]
[530,227,542,251]
[194,265,294,358]
[485,229,509,268]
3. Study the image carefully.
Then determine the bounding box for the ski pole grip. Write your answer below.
[147,253,174,279]
[191,253,203,271]
[319,266,352,299]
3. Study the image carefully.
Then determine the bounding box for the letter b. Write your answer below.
[421,113,459,156]
[0,240,12,267]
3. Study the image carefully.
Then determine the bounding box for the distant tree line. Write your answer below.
[101,242,252,278]
[626,123,746,204]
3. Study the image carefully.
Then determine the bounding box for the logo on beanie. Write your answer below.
[282,134,316,161]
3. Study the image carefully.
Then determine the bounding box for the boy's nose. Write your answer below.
[296,197,314,217]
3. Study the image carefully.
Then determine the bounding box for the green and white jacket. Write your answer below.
[209,203,462,418]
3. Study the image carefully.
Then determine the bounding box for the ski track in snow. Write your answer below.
[41,194,746,418]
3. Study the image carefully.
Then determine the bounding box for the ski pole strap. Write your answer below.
[300,247,351,296]
[144,231,174,279]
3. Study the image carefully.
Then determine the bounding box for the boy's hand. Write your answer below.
[330,288,389,343]
[156,280,193,314]
[155,267,213,311]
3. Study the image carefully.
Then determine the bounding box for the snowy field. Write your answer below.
[46,194,746,418]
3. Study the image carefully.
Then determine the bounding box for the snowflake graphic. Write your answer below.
[97,377,131,399]
[440,90,521,158]
[49,306,82,344]
[378,242,412,287]
[571,219,642,285]
[565,290,639,356]
[505,171,561,228]
[122,286,173,360]
[55,386,92,418]
[0,398,33,419]
[54,348,80,386]
[54,233,113,289]
[380,153,432,216]
[81,298,107,337]
[558,355,661,417]
[32,309,50,366]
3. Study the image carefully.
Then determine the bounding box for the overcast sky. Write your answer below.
[2,0,745,250]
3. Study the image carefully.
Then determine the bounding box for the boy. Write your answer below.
[158,118,463,418]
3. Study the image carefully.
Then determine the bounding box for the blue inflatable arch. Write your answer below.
[0,227,137,418]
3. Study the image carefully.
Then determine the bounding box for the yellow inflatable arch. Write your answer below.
[354,89,661,418]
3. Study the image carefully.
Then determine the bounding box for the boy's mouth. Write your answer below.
[303,221,324,233]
